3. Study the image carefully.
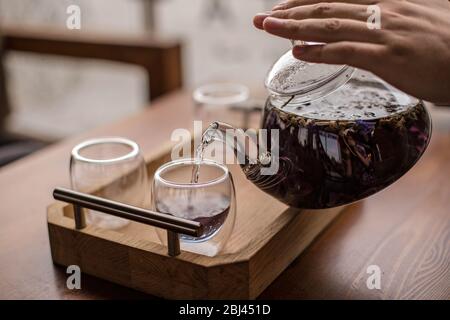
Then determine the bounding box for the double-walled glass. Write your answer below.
[152,159,236,257]
[70,137,149,229]
[193,83,253,129]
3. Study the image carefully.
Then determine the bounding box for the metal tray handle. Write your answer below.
[53,187,203,257]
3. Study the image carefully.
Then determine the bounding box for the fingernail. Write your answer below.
[254,12,270,28]
[263,17,285,30]
[255,12,271,17]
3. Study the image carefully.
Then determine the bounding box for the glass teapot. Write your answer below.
[203,47,432,209]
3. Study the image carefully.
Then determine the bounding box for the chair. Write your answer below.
[0,26,183,166]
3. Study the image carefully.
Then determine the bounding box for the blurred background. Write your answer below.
[0,0,286,141]
[0,0,448,167]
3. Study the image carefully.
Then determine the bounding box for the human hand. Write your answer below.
[254,0,450,104]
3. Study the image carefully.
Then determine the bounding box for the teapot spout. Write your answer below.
[200,122,287,201]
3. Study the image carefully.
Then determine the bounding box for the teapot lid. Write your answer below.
[265,48,354,103]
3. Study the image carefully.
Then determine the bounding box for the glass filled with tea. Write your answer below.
[152,158,236,256]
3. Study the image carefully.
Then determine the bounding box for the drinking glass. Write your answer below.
[152,158,236,257]
[70,137,149,230]
[193,83,255,129]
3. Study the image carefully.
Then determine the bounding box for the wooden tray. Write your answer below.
[47,143,346,299]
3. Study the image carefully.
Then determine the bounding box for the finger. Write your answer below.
[263,17,386,44]
[254,12,271,30]
[292,42,385,71]
[254,3,370,30]
[271,3,372,22]
[273,0,379,11]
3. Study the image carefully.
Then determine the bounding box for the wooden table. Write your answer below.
[0,91,448,299]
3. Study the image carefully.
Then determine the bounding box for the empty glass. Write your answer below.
[70,137,149,230]
[152,158,236,256]
[193,83,254,129]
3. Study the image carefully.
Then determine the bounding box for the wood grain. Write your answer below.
[260,112,450,300]
[0,92,448,299]
[47,134,345,299]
